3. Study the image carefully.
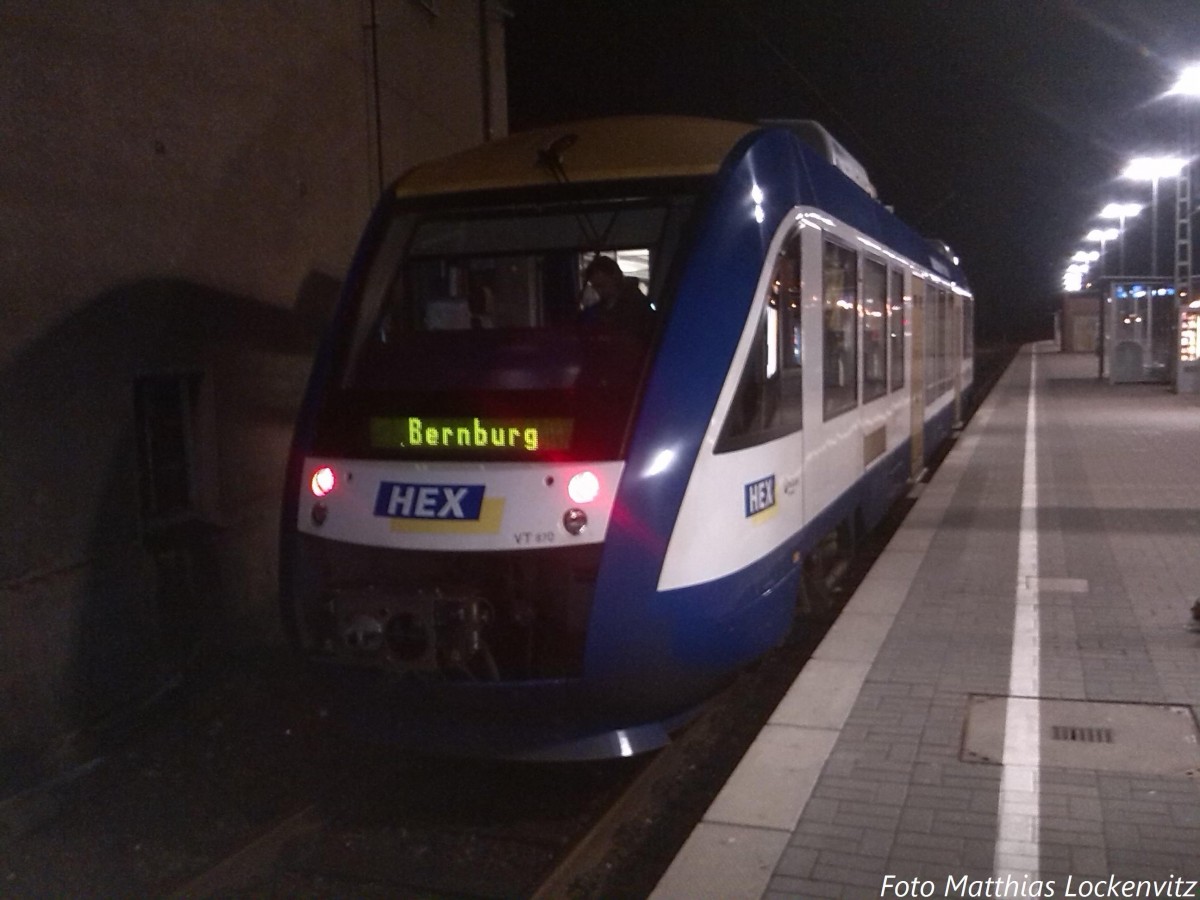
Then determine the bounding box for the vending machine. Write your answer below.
[1179,303,1200,392]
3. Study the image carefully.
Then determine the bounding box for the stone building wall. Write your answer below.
[0,0,508,769]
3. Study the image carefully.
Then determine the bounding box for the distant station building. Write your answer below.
[1059,289,1103,354]
[0,2,509,766]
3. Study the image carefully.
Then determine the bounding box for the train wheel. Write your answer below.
[798,555,838,622]
[797,517,855,622]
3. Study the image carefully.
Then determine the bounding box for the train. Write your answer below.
[280,115,974,760]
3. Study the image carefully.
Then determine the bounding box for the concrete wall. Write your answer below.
[1060,294,1101,353]
[0,0,508,772]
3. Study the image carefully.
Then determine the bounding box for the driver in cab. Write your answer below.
[578,255,654,336]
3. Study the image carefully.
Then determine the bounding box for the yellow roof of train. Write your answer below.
[394,116,756,199]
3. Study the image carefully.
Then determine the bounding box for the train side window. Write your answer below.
[940,288,952,396]
[888,269,905,391]
[716,230,802,453]
[964,294,975,360]
[925,285,953,403]
[862,258,887,402]
[777,231,803,430]
[924,282,938,404]
[822,240,858,420]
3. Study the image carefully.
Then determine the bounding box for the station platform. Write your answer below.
[652,345,1200,899]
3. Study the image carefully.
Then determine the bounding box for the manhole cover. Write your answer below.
[961,696,1200,776]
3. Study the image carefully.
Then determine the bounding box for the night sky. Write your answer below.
[505,0,1200,342]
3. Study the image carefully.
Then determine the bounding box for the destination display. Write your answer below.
[370,415,574,453]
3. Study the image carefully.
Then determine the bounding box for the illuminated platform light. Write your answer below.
[1168,63,1200,97]
[1100,202,1143,220]
[1123,156,1187,180]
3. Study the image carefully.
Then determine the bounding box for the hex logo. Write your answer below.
[374,482,486,520]
[744,475,776,518]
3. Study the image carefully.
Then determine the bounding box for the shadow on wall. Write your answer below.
[0,274,339,781]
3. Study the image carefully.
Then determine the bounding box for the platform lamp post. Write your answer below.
[1099,202,1142,275]
[1122,156,1187,276]
[1085,228,1119,278]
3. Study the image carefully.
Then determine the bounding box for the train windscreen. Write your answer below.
[316,190,699,461]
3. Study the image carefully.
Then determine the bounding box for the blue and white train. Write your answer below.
[280,116,974,759]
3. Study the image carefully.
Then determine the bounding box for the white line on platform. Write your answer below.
[994,348,1042,881]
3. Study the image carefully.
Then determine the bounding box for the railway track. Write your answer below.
[2,635,813,899]
[156,656,824,899]
[156,748,648,897]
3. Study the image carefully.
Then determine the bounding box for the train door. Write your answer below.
[909,274,925,477]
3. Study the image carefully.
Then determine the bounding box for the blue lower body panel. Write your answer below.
[319,664,705,761]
